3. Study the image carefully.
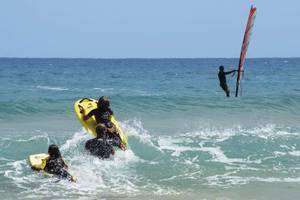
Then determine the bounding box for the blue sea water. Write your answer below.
[0,58,299,199]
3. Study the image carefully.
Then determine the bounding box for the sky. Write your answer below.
[0,0,299,58]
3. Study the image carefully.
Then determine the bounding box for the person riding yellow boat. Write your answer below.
[80,96,126,150]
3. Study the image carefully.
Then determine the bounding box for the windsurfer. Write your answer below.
[218,65,238,97]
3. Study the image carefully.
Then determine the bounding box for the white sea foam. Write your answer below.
[158,136,202,157]
[3,160,30,189]
[14,134,50,144]
[158,135,262,165]
[2,121,299,198]
[121,119,161,151]
[60,129,88,152]
[181,126,238,142]
[51,128,141,196]
[289,151,300,156]
[2,122,181,199]
[188,124,299,141]
[0,157,13,162]
[199,145,261,164]
[92,87,159,96]
[153,186,181,196]
[246,124,299,139]
[205,172,300,187]
[273,151,287,157]
[93,87,114,92]
[36,85,69,91]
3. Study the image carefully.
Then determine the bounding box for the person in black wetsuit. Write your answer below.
[85,125,117,159]
[80,96,125,150]
[218,65,238,97]
[44,144,75,182]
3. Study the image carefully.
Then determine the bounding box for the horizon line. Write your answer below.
[0,56,300,60]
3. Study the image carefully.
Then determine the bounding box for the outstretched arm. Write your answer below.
[79,106,93,121]
[225,69,238,75]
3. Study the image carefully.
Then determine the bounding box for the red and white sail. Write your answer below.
[235,6,257,97]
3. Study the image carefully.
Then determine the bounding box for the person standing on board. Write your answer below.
[218,65,238,97]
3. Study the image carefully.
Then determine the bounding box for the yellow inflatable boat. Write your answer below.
[74,98,128,148]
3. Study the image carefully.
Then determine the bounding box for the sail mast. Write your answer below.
[235,6,257,97]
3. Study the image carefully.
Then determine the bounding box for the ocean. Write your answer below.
[0,58,299,200]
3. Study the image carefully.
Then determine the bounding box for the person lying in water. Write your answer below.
[80,96,125,150]
[43,144,76,182]
[85,125,116,159]
[218,65,238,97]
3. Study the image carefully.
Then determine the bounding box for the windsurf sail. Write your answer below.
[235,6,257,97]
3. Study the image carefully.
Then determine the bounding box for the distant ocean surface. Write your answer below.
[0,58,299,200]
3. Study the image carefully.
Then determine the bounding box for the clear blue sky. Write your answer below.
[0,0,299,58]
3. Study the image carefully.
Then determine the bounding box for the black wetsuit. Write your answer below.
[87,107,123,145]
[86,107,124,149]
[85,138,117,159]
[218,70,236,96]
[86,107,114,127]
[44,157,72,180]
